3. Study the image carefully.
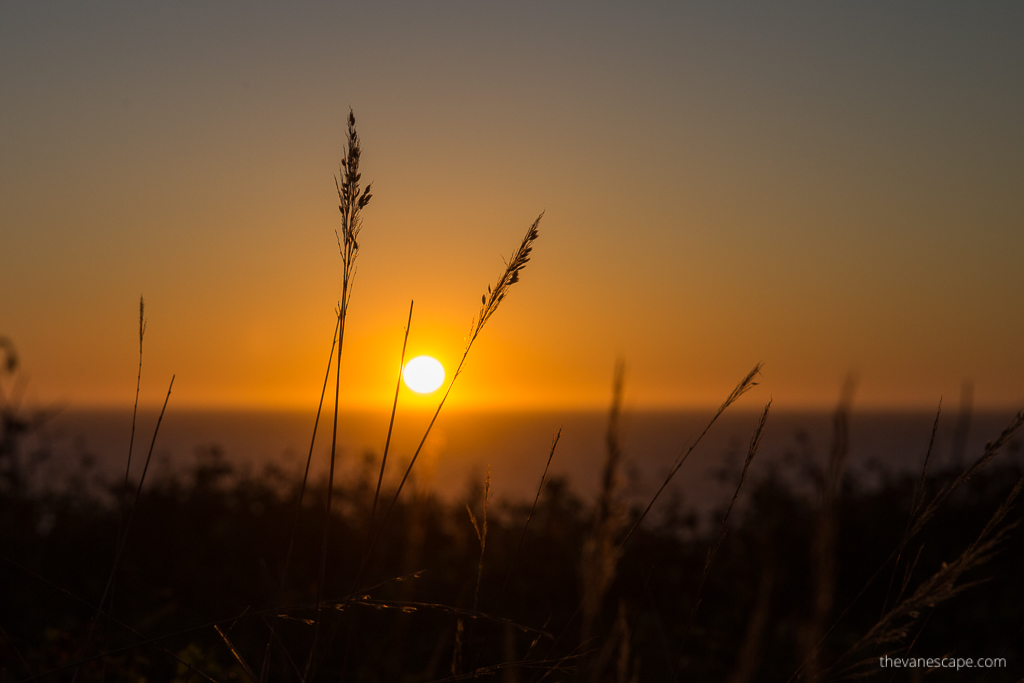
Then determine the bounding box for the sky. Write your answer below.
[2,1,1022,411]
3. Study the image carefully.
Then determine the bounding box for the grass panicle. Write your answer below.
[473,212,542,339]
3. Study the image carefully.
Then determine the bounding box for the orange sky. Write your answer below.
[2,2,1023,411]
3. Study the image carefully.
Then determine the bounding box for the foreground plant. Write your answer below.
[308,108,374,673]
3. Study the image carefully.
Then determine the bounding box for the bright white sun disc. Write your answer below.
[403,356,445,394]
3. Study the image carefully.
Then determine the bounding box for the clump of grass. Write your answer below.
[788,405,1024,683]
[833,477,1023,680]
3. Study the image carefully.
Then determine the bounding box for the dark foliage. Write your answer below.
[2,405,1022,683]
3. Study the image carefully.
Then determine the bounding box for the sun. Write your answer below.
[402,356,445,394]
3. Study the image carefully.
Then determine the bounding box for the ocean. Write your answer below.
[18,405,1022,515]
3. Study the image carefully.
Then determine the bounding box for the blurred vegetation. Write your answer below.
[2,347,1022,681]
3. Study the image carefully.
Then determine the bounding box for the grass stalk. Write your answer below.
[366,213,542,573]
[371,300,414,526]
[264,314,339,683]
[466,467,492,612]
[116,296,146,549]
[693,400,770,617]
[277,315,339,604]
[495,428,561,611]
[669,399,771,680]
[580,361,627,651]
[73,375,174,682]
[348,300,414,598]
[801,375,856,683]
[337,303,413,680]
[879,399,941,616]
[618,363,762,548]
[108,296,146,624]
[308,108,373,679]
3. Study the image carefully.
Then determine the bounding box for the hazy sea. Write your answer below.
[20,406,1022,516]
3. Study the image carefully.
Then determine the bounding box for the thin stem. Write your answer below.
[73,375,174,682]
[364,345,470,568]
[277,315,339,603]
[117,296,146,543]
[495,429,561,612]
[619,363,762,548]
[308,303,346,679]
[670,400,771,681]
[349,300,414,598]
[112,296,146,620]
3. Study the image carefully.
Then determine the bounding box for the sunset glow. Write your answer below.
[1,4,1022,411]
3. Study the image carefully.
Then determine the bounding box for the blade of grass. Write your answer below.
[669,400,771,680]
[116,296,146,552]
[108,296,146,626]
[879,400,941,617]
[73,375,174,683]
[339,301,413,681]
[267,315,339,683]
[618,363,762,548]
[277,315,339,603]
[348,300,414,598]
[215,625,258,683]
[495,428,561,611]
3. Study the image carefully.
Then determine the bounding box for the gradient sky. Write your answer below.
[2,1,1022,410]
